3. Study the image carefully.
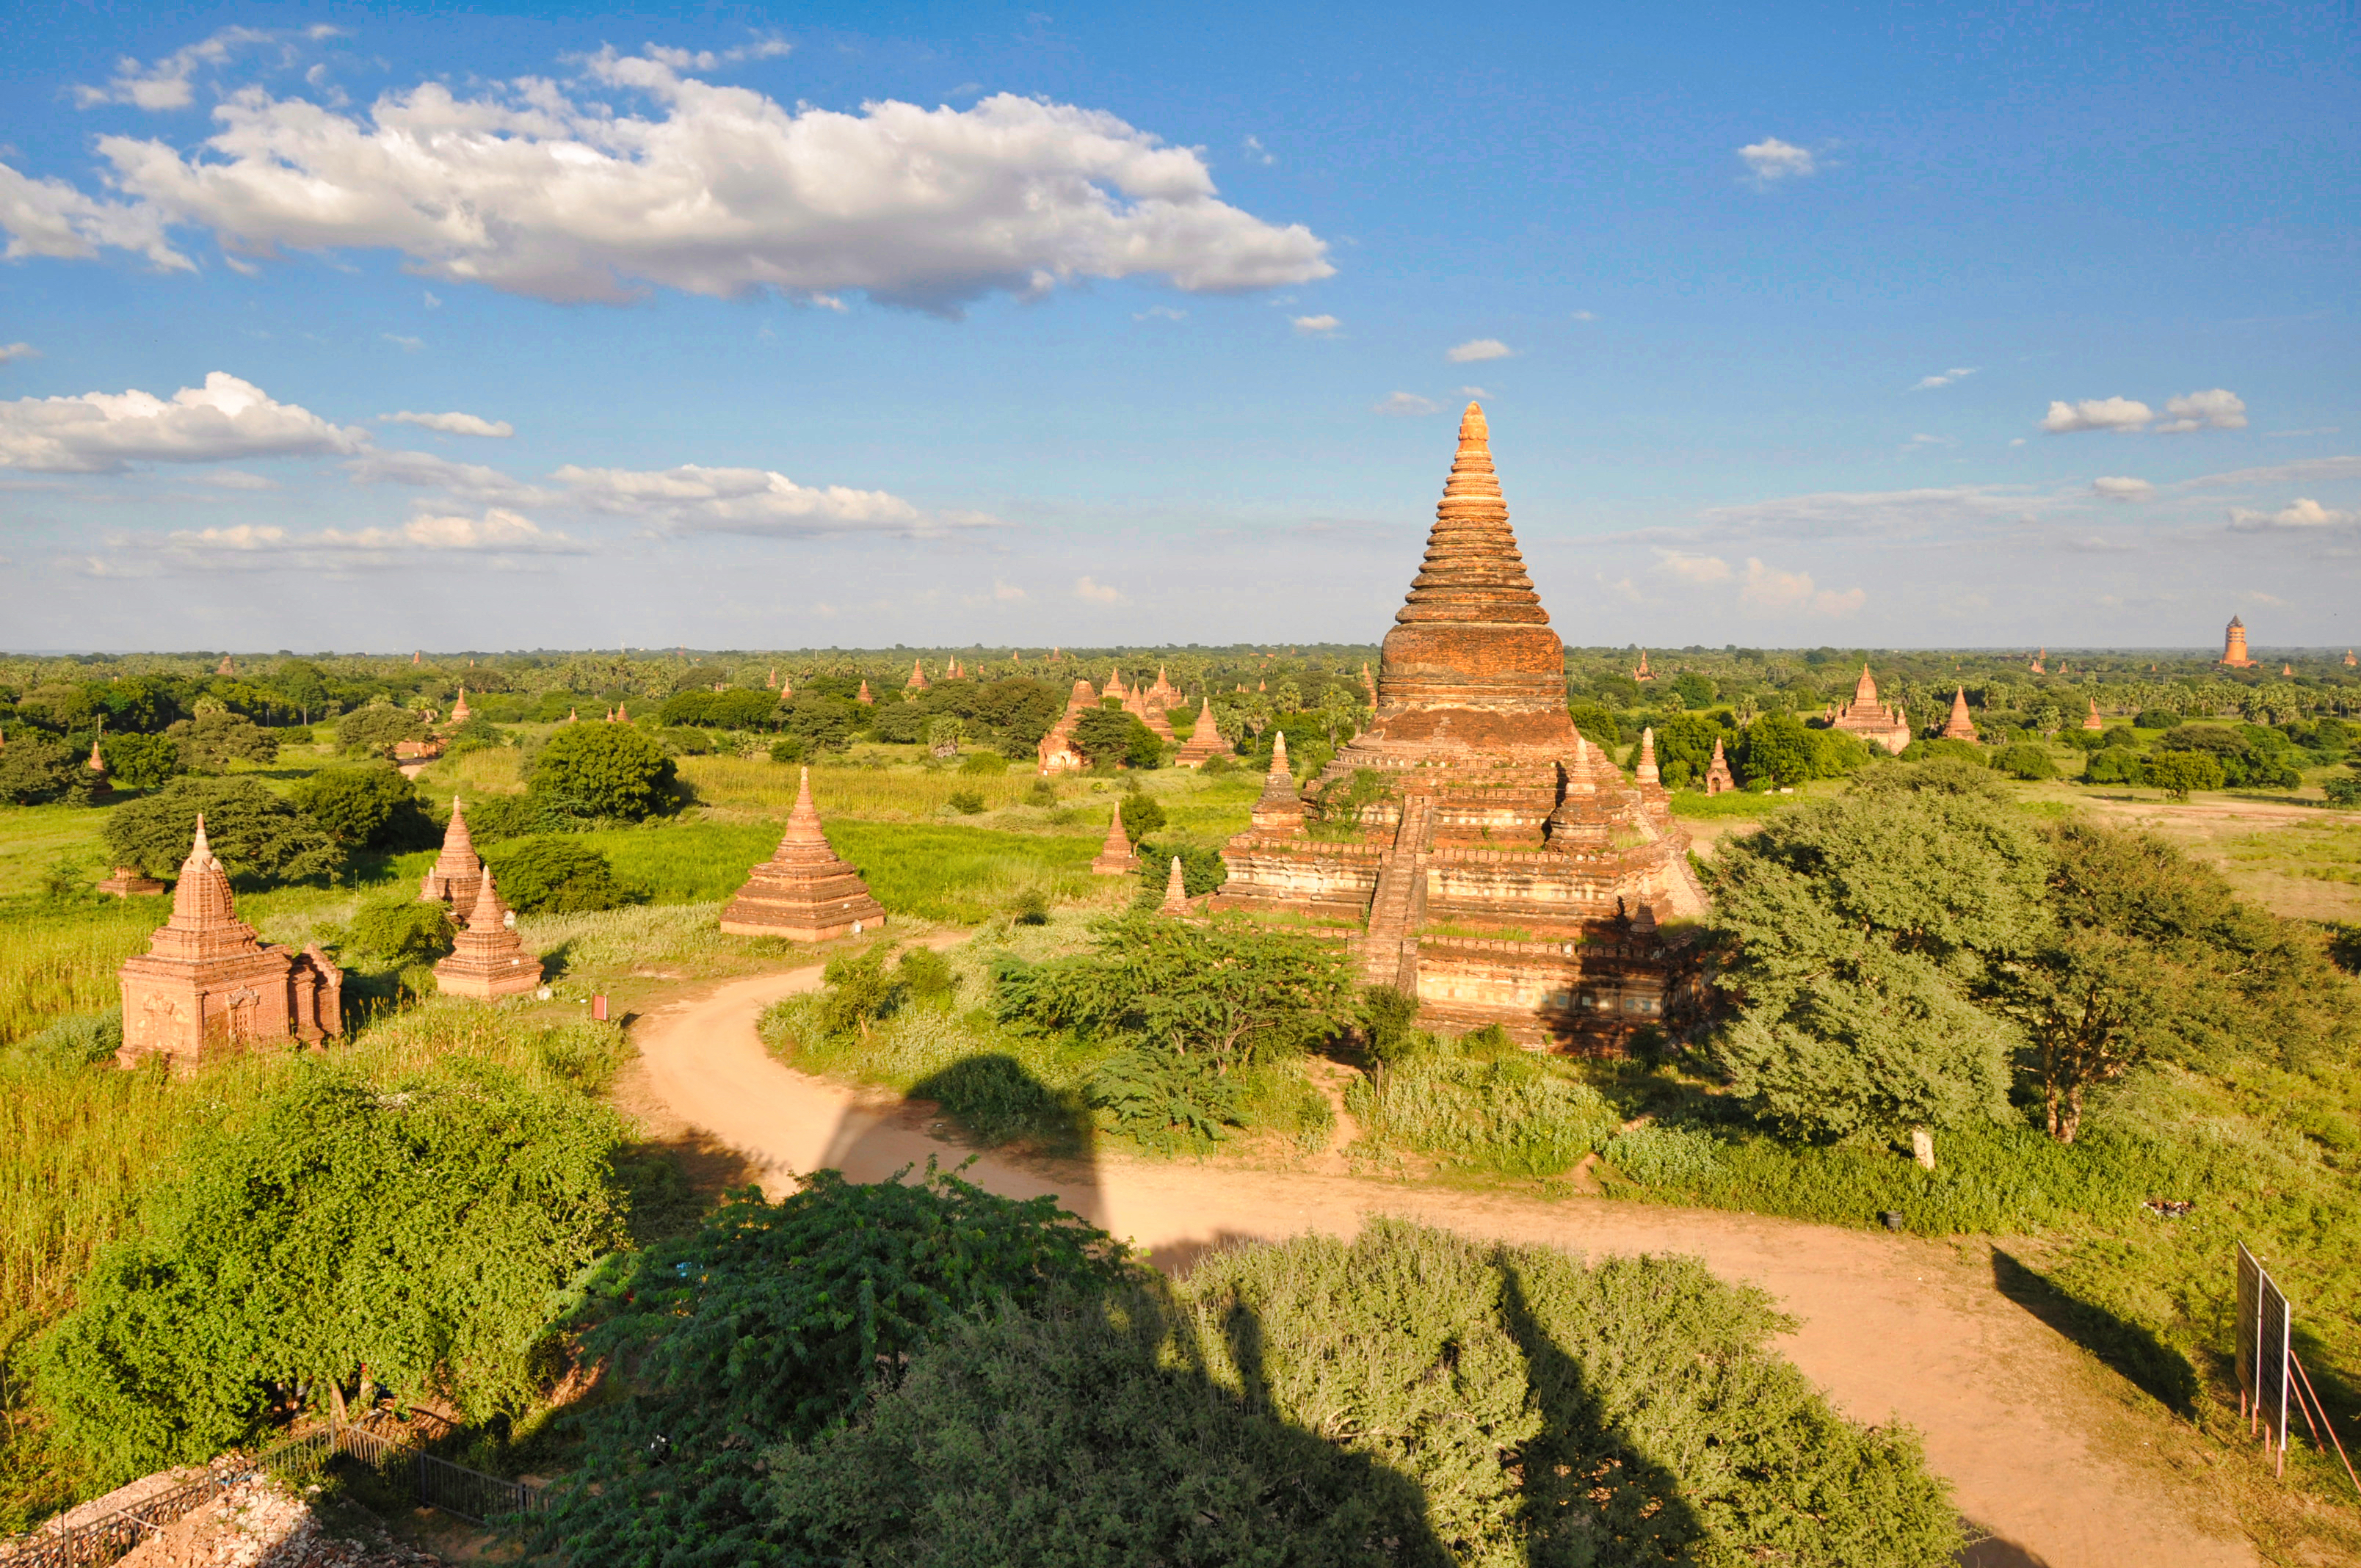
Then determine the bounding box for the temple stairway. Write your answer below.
[1361,794,1436,992]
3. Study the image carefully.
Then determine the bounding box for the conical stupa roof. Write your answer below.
[1393,404,1548,629]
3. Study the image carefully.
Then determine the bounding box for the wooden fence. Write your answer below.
[0,1418,546,1568]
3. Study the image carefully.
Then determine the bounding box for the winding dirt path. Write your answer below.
[629,959,2255,1568]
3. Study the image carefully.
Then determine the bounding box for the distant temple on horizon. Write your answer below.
[2221,615,2258,669]
[1209,403,1705,1051]
[1829,666,1911,755]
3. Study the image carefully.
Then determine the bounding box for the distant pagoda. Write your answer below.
[1942,687,1980,743]
[1830,666,1910,755]
[719,769,886,941]
[2221,616,2258,668]
[1091,802,1141,875]
[1173,696,1228,767]
[1703,736,1737,794]
[1210,403,1705,1050]
[420,798,484,920]
[1036,679,1098,774]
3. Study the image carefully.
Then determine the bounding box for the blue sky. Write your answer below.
[1,1,2354,653]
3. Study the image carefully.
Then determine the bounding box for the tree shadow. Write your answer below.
[1957,1529,2053,1567]
[1990,1247,2199,1413]
[1497,1261,1711,1562]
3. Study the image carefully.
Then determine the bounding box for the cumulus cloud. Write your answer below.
[1570,310,1597,322]
[1073,576,1125,604]
[1740,557,1863,616]
[1134,305,1187,322]
[1291,313,1339,335]
[554,462,964,537]
[167,507,584,558]
[2091,476,2153,501]
[196,469,274,490]
[2227,498,2355,532]
[1738,137,1815,182]
[1655,550,1733,584]
[1446,338,1512,363]
[1373,392,1438,416]
[2157,388,2247,433]
[381,410,515,438]
[0,344,37,364]
[345,449,548,505]
[22,50,1330,313]
[73,26,275,112]
[1912,366,1977,391]
[2042,396,2154,435]
[0,371,363,472]
[0,164,191,269]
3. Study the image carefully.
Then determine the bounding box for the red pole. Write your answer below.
[592,994,608,1022]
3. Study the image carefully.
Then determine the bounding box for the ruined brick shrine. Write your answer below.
[719,768,887,941]
[117,816,342,1070]
[1211,402,1705,1049]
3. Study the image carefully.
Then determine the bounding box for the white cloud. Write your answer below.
[1373,391,1438,416]
[1073,576,1125,604]
[554,462,968,536]
[30,53,1330,312]
[1134,305,1188,322]
[345,449,548,505]
[196,469,274,490]
[1242,136,1274,165]
[2091,476,2153,501]
[1902,433,1955,451]
[2227,497,2355,532]
[382,334,424,352]
[1740,557,1863,616]
[382,410,515,438]
[1291,313,1339,335]
[421,290,442,308]
[1446,338,1512,363]
[1655,551,1732,584]
[167,507,584,558]
[2042,396,2154,434]
[1738,137,1815,182]
[993,578,1026,601]
[73,27,275,112]
[0,343,37,364]
[1457,385,1490,399]
[2156,388,2247,433]
[1570,310,1597,322]
[0,371,363,472]
[1911,366,1978,391]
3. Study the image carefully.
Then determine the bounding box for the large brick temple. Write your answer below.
[1211,403,1705,1049]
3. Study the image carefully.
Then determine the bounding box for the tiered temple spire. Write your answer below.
[434,866,540,998]
[1158,856,1190,915]
[718,769,887,940]
[1942,687,1979,743]
[907,658,930,691]
[419,798,484,920]
[1704,736,1737,794]
[1173,697,1227,767]
[1249,733,1303,832]
[1092,801,1140,875]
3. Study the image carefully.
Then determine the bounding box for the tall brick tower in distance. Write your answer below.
[2220,615,2258,668]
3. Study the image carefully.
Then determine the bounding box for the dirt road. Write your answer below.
[629,960,2255,1568]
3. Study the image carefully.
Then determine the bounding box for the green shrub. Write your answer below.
[767,735,807,765]
[102,777,344,888]
[165,711,279,772]
[1200,752,1236,774]
[289,765,436,850]
[1025,778,1058,807]
[536,1169,1130,1568]
[762,1222,1960,1568]
[816,945,904,1037]
[2324,774,2361,809]
[2083,748,2144,785]
[345,901,454,968]
[0,738,101,807]
[1990,742,2058,780]
[98,732,184,791]
[461,793,581,843]
[1074,708,1162,770]
[1134,838,1227,900]
[945,788,986,815]
[8,1009,125,1072]
[896,946,958,1006]
[958,751,1008,774]
[1600,1122,1725,1186]
[529,723,678,821]
[1087,1047,1244,1150]
[1115,788,1165,841]
[35,1065,625,1481]
[2143,750,2224,799]
[1012,889,1051,925]
[335,704,425,758]
[483,838,631,914]
[1349,1055,1620,1177]
[2134,708,2183,730]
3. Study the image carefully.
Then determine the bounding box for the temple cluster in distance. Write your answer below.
[1210,404,1705,1049]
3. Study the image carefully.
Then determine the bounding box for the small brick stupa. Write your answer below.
[117,817,342,1069]
[1037,679,1098,774]
[1209,403,1705,1049]
[907,658,930,692]
[1942,687,1979,743]
[84,733,114,802]
[1173,697,1227,767]
[1632,650,1655,683]
[1092,802,1141,876]
[1158,856,1191,915]
[433,865,541,999]
[450,686,472,723]
[719,769,886,940]
[217,655,235,677]
[2346,650,2357,668]
[420,798,485,921]
[1831,666,1911,755]
[1703,736,1737,794]
[2221,616,2257,668]
[2082,698,2104,731]
[98,865,167,896]
[856,680,874,705]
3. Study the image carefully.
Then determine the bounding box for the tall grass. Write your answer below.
[0,807,113,902]
[681,756,1042,818]
[0,905,167,1048]
[1348,1055,1621,1177]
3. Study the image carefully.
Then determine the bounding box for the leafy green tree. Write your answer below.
[165,711,280,772]
[269,660,332,724]
[2082,748,2144,786]
[996,913,1362,1072]
[1671,670,1716,708]
[529,723,678,820]
[778,693,857,753]
[534,1168,1128,1568]
[0,738,100,806]
[484,837,631,912]
[99,732,183,791]
[2141,750,2224,799]
[1703,764,2045,1142]
[1989,742,2059,780]
[289,765,433,849]
[1134,839,1227,900]
[816,945,907,1037]
[336,704,426,758]
[1567,702,1625,750]
[1316,685,1366,747]
[35,1064,624,1481]
[1116,785,1166,842]
[1073,707,1161,769]
[103,777,344,888]
[1733,712,1814,787]
[346,901,455,967]
[1653,712,1725,788]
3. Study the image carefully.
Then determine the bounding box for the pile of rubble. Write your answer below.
[70,1472,445,1568]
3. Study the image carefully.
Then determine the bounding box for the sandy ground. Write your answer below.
[623,957,2260,1568]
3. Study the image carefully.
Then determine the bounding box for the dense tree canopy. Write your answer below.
[1073,707,1163,769]
[529,724,678,821]
[103,777,344,888]
[287,765,435,850]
